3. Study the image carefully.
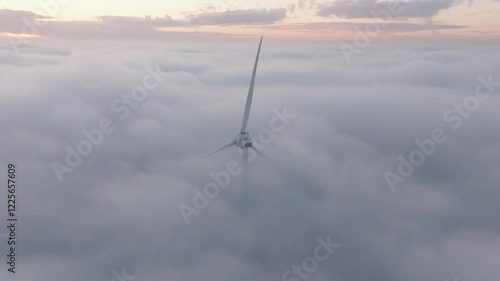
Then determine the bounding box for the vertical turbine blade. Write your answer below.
[240,36,263,134]
[242,147,249,187]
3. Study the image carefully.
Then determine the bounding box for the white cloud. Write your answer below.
[0,36,499,281]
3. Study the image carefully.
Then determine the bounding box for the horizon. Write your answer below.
[1,0,499,42]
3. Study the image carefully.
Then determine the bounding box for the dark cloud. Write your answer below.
[97,15,183,27]
[188,8,287,25]
[264,21,466,32]
[97,10,288,28]
[0,9,51,33]
[318,0,456,18]
[0,8,50,20]
[0,35,499,281]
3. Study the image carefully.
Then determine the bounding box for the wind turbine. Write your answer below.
[200,36,266,166]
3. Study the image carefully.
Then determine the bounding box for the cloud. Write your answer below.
[318,0,456,18]
[0,9,51,33]
[97,9,288,27]
[0,35,499,281]
[96,15,184,27]
[264,21,466,33]
[188,8,287,25]
[1,8,286,41]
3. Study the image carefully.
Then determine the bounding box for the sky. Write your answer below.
[0,1,500,281]
[0,0,499,41]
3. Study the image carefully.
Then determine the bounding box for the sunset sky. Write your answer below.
[1,0,499,41]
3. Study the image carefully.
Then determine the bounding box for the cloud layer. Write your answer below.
[0,36,499,281]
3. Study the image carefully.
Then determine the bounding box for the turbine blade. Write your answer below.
[250,146,268,160]
[199,140,236,159]
[242,147,249,187]
[240,36,263,134]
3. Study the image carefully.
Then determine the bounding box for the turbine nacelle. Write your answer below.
[236,133,252,149]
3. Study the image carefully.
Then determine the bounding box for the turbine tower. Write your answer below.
[200,36,265,164]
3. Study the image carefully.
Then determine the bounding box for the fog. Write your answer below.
[0,34,499,281]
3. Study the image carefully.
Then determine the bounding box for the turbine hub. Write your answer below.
[235,133,252,149]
